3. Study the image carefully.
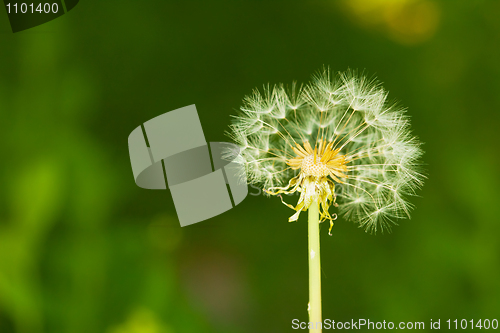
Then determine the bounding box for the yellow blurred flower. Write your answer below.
[340,0,440,45]
[108,308,172,333]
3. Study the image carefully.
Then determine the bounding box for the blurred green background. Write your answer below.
[1,1,499,332]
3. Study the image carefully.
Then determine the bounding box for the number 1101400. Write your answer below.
[6,3,59,14]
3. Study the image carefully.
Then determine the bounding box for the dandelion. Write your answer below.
[227,68,424,332]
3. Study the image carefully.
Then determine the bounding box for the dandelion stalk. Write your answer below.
[308,199,322,332]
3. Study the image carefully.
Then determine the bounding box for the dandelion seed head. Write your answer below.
[227,68,425,233]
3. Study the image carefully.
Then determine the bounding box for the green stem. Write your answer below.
[308,199,322,332]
